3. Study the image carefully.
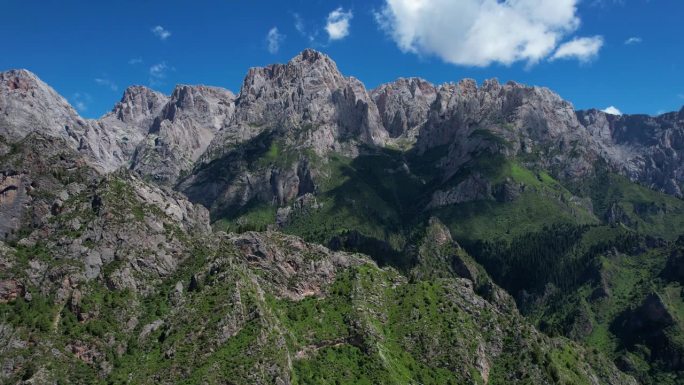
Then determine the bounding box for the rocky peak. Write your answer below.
[418,78,593,180]
[0,69,157,173]
[577,107,684,197]
[203,49,387,161]
[156,84,234,127]
[131,84,236,184]
[294,48,339,68]
[371,77,437,138]
[1,69,42,91]
[241,50,343,95]
[236,49,347,117]
[0,69,84,141]
[108,85,168,126]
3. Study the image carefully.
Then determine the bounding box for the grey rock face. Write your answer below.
[3,50,684,213]
[0,70,83,141]
[204,49,388,162]
[131,85,235,183]
[0,70,146,173]
[0,172,31,239]
[417,79,596,181]
[181,50,392,214]
[427,173,493,208]
[229,231,364,300]
[18,171,211,294]
[371,77,437,138]
[0,69,242,185]
[107,86,168,127]
[0,133,100,240]
[578,109,684,197]
[179,136,317,218]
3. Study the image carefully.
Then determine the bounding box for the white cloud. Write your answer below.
[94,77,118,92]
[294,13,305,35]
[150,62,169,79]
[624,36,642,45]
[325,7,353,40]
[602,106,622,115]
[149,62,173,85]
[550,36,604,62]
[71,92,92,113]
[128,58,143,65]
[151,25,171,40]
[376,0,603,67]
[266,27,285,54]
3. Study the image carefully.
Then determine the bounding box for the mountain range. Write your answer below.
[2,49,684,384]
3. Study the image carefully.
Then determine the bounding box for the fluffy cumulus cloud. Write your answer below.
[550,36,604,62]
[376,0,602,66]
[326,7,353,40]
[266,27,285,54]
[602,106,622,115]
[151,25,171,40]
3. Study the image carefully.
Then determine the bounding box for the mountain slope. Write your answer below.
[0,171,635,384]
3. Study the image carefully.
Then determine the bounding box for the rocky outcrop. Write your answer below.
[578,108,684,197]
[106,86,168,127]
[0,134,210,292]
[0,133,99,240]
[229,231,364,300]
[371,77,437,138]
[275,193,321,227]
[0,172,31,239]
[131,85,235,183]
[203,49,388,162]
[0,69,83,141]
[417,79,597,182]
[0,279,24,303]
[427,173,493,208]
[0,70,147,172]
[15,170,210,293]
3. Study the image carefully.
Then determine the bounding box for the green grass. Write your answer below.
[213,201,277,233]
[585,172,684,240]
[437,190,597,243]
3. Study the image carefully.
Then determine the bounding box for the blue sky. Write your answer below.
[1,0,682,118]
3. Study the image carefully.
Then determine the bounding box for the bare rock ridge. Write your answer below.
[1,49,683,199]
[371,77,437,139]
[203,48,387,162]
[0,70,146,173]
[107,85,168,127]
[578,108,684,197]
[131,84,236,183]
[0,69,83,141]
